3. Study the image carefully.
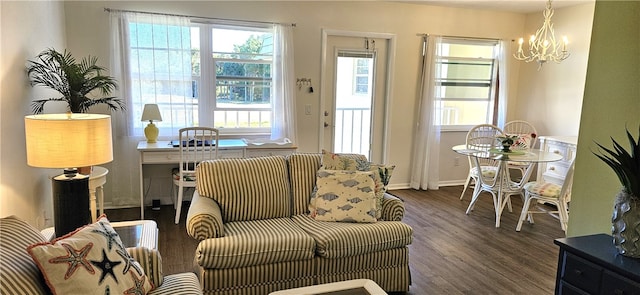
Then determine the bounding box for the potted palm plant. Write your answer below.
[593,126,640,257]
[26,48,124,114]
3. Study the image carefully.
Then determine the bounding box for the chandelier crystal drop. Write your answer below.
[513,0,570,69]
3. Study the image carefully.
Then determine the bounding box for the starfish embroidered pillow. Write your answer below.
[27,216,154,295]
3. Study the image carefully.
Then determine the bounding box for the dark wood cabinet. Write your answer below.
[555,234,640,295]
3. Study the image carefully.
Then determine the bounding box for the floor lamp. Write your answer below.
[24,113,113,237]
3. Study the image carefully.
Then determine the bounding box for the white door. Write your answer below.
[322,33,390,163]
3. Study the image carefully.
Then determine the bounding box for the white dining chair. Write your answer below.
[516,160,575,232]
[465,151,527,228]
[503,120,538,150]
[503,120,538,177]
[460,124,504,201]
[172,127,219,224]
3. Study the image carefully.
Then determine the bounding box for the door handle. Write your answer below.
[324,111,329,116]
[324,122,329,127]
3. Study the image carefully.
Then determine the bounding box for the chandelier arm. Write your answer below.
[512,0,569,69]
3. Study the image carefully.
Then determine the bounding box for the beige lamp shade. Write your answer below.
[24,113,113,168]
[141,104,162,122]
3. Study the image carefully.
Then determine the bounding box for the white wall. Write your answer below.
[568,0,640,236]
[0,1,595,222]
[61,1,530,208]
[514,3,595,137]
[441,3,595,186]
[0,0,66,227]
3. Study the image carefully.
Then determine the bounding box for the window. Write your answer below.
[434,38,499,130]
[209,27,273,132]
[128,18,195,136]
[126,16,277,137]
[353,58,371,95]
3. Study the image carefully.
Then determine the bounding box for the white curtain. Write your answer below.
[496,40,510,128]
[108,10,138,208]
[410,35,441,190]
[271,24,297,143]
[110,11,192,138]
[108,11,191,207]
[109,11,132,139]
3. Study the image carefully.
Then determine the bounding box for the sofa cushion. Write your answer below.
[292,214,413,259]
[287,153,323,216]
[0,216,49,295]
[313,170,378,223]
[27,216,154,294]
[195,218,315,269]
[196,156,291,221]
[147,272,202,295]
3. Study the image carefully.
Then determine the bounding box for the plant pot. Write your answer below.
[612,190,640,258]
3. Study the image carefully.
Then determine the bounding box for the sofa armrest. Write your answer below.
[186,191,225,240]
[126,247,164,288]
[380,192,405,221]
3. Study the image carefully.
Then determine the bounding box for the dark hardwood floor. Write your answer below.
[105,186,565,294]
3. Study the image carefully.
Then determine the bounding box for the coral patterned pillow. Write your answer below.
[320,149,369,170]
[27,216,154,295]
[313,170,378,223]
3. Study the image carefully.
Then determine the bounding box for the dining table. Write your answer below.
[452,144,563,228]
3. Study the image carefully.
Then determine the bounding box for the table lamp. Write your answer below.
[24,113,113,237]
[141,104,162,143]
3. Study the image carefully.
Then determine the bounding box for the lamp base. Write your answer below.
[144,122,159,143]
[52,173,90,237]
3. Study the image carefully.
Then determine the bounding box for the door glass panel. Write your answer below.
[334,53,374,156]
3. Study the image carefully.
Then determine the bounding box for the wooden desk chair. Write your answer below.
[172,127,219,224]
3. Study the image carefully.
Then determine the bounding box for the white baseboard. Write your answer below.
[387,180,465,191]
[438,180,466,187]
[104,181,467,210]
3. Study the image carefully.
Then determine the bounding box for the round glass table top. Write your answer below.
[452,144,563,163]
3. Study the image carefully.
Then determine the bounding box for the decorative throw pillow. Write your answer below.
[509,133,537,150]
[368,163,396,218]
[311,150,395,219]
[28,216,154,295]
[369,163,395,189]
[320,149,369,170]
[313,170,378,223]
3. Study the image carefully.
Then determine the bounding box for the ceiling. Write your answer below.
[397,0,593,14]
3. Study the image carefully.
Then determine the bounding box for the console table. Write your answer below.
[137,139,296,219]
[554,234,640,294]
[89,166,108,222]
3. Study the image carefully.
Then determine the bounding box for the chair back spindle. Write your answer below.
[173,127,219,224]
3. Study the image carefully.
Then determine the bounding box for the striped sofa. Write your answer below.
[0,215,202,295]
[185,154,413,295]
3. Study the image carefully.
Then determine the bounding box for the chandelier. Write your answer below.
[514,0,569,69]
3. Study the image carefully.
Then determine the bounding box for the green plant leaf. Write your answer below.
[26,48,122,114]
[593,126,640,197]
